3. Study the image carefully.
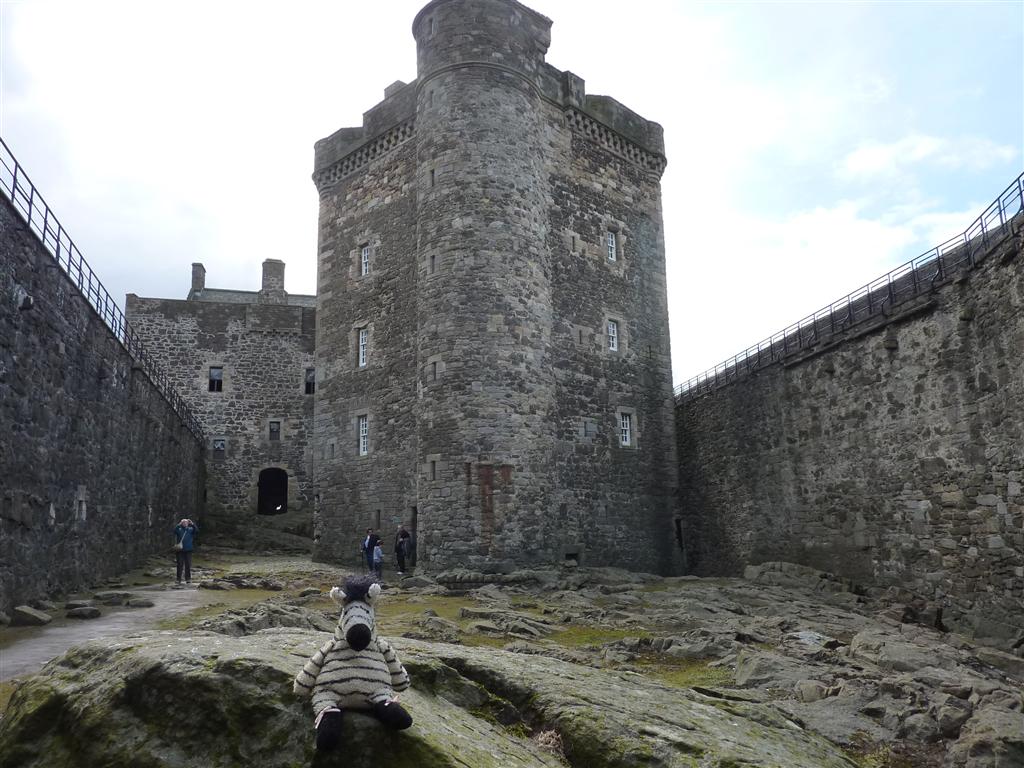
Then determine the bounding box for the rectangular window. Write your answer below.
[431,361,438,380]
[607,231,617,262]
[269,421,281,441]
[358,415,369,456]
[620,413,632,446]
[360,244,371,276]
[208,366,223,392]
[329,442,335,459]
[607,320,619,351]
[358,327,368,367]
[430,460,437,480]
[305,368,316,395]
[212,438,226,457]
[430,168,436,187]
[430,253,436,274]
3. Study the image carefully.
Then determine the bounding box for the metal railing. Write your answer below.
[0,137,205,442]
[675,171,1024,403]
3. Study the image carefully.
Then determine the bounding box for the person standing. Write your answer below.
[372,540,384,581]
[173,518,198,585]
[394,524,411,574]
[361,528,373,572]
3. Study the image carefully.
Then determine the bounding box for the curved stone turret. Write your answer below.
[413,0,558,568]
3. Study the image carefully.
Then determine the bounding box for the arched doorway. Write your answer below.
[257,468,288,515]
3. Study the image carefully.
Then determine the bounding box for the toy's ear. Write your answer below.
[367,583,382,602]
[330,587,346,605]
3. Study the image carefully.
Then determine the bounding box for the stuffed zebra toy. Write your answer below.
[293,575,412,750]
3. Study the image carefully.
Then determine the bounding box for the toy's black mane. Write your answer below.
[343,575,375,603]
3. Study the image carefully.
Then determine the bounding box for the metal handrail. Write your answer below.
[675,171,1024,402]
[0,137,206,442]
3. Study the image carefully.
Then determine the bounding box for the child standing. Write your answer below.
[372,541,384,581]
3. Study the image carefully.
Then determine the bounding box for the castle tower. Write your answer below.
[312,0,680,573]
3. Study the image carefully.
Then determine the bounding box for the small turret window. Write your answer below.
[607,232,617,262]
[428,17,436,37]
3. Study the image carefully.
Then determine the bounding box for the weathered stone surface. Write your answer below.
[0,630,858,768]
[0,194,204,618]
[125,260,315,549]
[310,0,680,577]
[10,606,51,626]
[126,598,154,608]
[946,706,1024,767]
[677,222,1024,647]
[192,602,334,636]
[65,607,101,620]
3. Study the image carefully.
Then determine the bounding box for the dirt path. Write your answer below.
[0,551,347,682]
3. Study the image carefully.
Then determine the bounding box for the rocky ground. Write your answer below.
[0,555,1021,767]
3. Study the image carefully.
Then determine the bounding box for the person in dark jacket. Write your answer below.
[173,518,198,585]
[394,525,411,574]
[361,529,380,573]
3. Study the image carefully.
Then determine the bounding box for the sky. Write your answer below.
[1,0,1021,385]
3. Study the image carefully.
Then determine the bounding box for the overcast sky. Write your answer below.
[1,0,1021,384]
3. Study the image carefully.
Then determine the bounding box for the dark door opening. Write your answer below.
[258,468,288,515]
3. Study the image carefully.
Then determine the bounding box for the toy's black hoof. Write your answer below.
[315,709,343,751]
[373,700,413,730]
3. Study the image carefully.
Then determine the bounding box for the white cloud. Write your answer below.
[841,134,1018,180]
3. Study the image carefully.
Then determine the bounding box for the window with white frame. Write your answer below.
[606,231,617,262]
[607,320,619,351]
[358,415,369,456]
[620,412,632,447]
[360,244,371,276]
[358,327,368,367]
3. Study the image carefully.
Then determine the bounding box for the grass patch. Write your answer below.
[637,657,734,689]
[547,626,650,648]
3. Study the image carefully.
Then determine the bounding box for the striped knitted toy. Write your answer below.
[293,575,412,750]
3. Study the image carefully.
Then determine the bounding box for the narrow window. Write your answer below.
[428,16,435,36]
[329,442,335,459]
[430,460,437,480]
[360,244,371,276]
[208,366,223,392]
[607,231,617,262]
[578,329,583,344]
[620,413,632,446]
[607,320,619,351]
[305,368,316,395]
[430,168,436,187]
[571,235,577,251]
[428,91,434,108]
[375,509,381,529]
[358,327,368,367]
[429,253,436,274]
[269,421,281,441]
[358,415,369,456]
[431,361,438,380]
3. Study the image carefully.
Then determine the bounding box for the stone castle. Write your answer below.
[2,0,1021,648]
[126,0,681,573]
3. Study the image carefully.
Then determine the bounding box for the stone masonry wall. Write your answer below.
[126,285,315,547]
[677,225,1024,644]
[312,0,680,573]
[0,195,204,613]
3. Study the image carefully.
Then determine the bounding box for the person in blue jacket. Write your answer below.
[173,518,198,585]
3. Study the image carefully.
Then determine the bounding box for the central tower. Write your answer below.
[312,0,679,574]
[413,0,557,567]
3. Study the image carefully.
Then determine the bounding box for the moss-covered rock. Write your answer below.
[0,628,856,768]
